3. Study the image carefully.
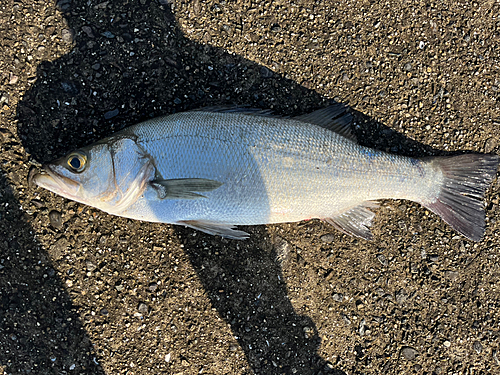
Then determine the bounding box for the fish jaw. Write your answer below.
[32,164,81,201]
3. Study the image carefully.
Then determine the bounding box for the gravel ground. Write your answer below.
[1,0,500,374]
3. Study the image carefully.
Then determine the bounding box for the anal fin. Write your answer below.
[324,201,379,240]
[178,220,250,240]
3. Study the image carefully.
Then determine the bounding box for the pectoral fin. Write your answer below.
[178,220,250,240]
[324,201,379,240]
[151,178,223,200]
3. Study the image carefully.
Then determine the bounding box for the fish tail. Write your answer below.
[422,154,499,241]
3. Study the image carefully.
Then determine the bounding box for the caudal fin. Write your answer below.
[423,154,499,241]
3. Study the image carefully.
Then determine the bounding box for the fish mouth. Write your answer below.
[31,164,80,197]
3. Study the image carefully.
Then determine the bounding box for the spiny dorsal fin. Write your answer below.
[294,104,355,141]
[192,106,276,117]
[178,220,250,240]
[324,201,379,240]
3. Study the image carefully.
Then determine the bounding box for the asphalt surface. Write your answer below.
[1,0,499,374]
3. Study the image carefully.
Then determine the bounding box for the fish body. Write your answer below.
[33,105,499,241]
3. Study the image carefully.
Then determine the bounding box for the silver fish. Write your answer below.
[33,105,499,241]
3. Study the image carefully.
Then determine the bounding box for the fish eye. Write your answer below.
[66,151,87,173]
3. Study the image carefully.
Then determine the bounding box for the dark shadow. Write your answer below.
[13,1,450,374]
[0,170,105,374]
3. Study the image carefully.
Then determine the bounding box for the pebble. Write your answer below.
[0,92,9,105]
[273,236,291,265]
[443,340,451,348]
[49,210,63,228]
[260,66,273,78]
[332,293,343,302]
[9,74,19,85]
[376,254,388,266]
[61,28,75,43]
[101,31,115,39]
[104,109,119,119]
[484,137,497,153]
[82,25,94,38]
[165,353,171,362]
[359,318,367,336]
[320,233,336,243]
[445,270,459,281]
[401,346,416,360]
[396,288,408,304]
[473,341,483,354]
[148,282,158,292]
[86,261,97,272]
[138,303,148,314]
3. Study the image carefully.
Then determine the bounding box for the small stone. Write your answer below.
[493,350,500,365]
[404,62,412,71]
[9,74,19,85]
[69,364,76,370]
[61,28,75,43]
[413,364,422,371]
[320,234,336,243]
[51,237,69,259]
[428,254,439,262]
[359,318,367,336]
[165,353,171,362]
[92,63,101,70]
[273,236,291,265]
[229,343,239,352]
[332,293,343,302]
[115,284,124,292]
[396,288,408,304]
[148,282,158,292]
[443,340,451,348]
[173,98,182,105]
[260,66,273,78]
[473,341,483,354]
[0,92,8,105]
[445,270,459,281]
[82,25,94,38]
[104,109,119,119]
[49,210,63,228]
[60,81,79,95]
[65,279,73,287]
[401,346,416,360]
[376,254,388,266]
[100,308,109,315]
[138,303,148,314]
[86,261,97,272]
[101,31,115,38]
[484,137,498,153]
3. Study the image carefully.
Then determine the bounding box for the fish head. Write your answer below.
[32,143,116,206]
[32,137,154,213]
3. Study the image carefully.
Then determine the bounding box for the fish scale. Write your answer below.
[125,111,438,224]
[33,105,499,241]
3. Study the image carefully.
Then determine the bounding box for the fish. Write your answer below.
[32,104,499,241]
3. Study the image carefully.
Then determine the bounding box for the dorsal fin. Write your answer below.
[192,106,276,117]
[294,104,355,141]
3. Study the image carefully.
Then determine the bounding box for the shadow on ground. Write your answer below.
[0,170,105,374]
[11,0,449,374]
